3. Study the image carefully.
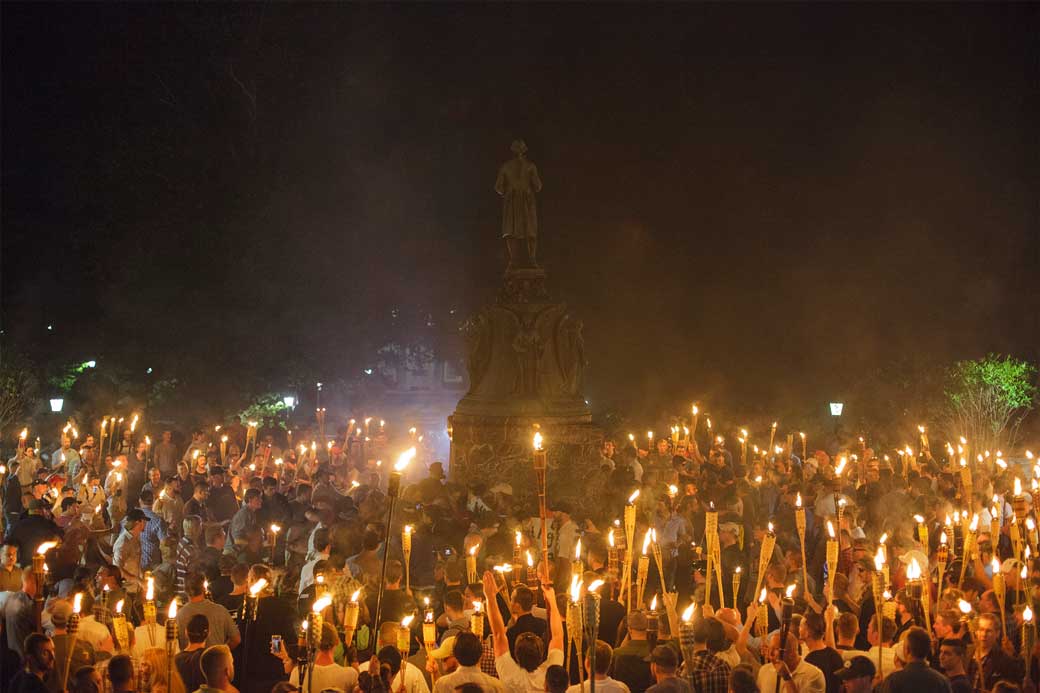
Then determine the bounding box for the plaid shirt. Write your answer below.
[684,650,731,693]
[480,634,499,676]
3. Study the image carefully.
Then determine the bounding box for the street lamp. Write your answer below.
[282,396,296,409]
[829,402,844,416]
[49,398,64,413]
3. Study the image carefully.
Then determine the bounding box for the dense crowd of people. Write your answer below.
[1,422,1038,693]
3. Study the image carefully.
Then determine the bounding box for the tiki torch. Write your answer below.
[374,448,415,629]
[533,433,549,571]
[622,490,639,611]
[398,614,414,659]
[62,593,83,690]
[993,557,1008,640]
[637,529,651,609]
[112,600,129,651]
[166,599,178,691]
[826,521,838,605]
[795,493,807,595]
[753,523,776,599]
[402,525,413,592]
[470,600,484,639]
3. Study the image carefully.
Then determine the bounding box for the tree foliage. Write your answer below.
[0,352,40,435]
[943,354,1037,452]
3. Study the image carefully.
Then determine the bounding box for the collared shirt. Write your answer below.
[685,650,732,693]
[140,507,168,569]
[0,564,22,592]
[495,647,564,693]
[113,529,143,591]
[756,658,825,693]
[434,664,505,693]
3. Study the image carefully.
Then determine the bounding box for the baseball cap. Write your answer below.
[834,656,876,681]
[836,653,877,678]
[429,635,456,660]
[50,599,73,627]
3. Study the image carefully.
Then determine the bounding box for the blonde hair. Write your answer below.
[140,647,187,693]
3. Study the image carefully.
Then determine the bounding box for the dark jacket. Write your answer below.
[967,646,1026,692]
[882,660,952,693]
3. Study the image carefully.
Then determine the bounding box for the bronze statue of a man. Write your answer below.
[495,139,543,270]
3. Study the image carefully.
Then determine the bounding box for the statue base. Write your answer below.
[448,413,605,511]
[449,267,601,506]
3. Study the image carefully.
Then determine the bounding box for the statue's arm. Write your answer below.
[494,166,506,196]
[531,165,543,193]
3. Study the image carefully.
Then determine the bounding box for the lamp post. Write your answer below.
[50,398,64,413]
[373,448,416,629]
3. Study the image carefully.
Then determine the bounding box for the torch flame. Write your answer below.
[907,558,922,580]
[516,530,522,547]
[874,548,886,571]
[785,584,796,598]
[168,600,178,619]
[575,539,582,560]
[827,521,835,539]
[469,544,478,557]
[73,593,83,614]
[249,578,268,596]
[115,599,125,614]
[958,599,972,614]
[395,447,417,472]
[472,601,483,614]
[628,489,640,504]
[588,579,604,593]
[36,541,58,555]
[642,529,652,555]
[650,594,658,610]
[759,587,768,603]
[526,550,534,568]
[682,603,695,622]
[146,577,155,601]
[608,528,615,547]
[533,432,544,451]
[796,492,802,508]
[351,589,362,602]
[1026,606,1034,623]
[1015,477,1023,497]
[401,614,415,628]
[312,595,332,613]
[940,532,948,545]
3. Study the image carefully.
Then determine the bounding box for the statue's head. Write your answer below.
[510,139,528,156]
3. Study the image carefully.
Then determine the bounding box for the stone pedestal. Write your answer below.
[449,268,604,508]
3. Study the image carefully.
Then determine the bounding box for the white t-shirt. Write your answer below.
[867,646,897,677]
[565,677,631,693]
[133,623,179,658]
[757,658,825,693]
[77,616,113,652]
[495,647,564,693]
[290,662,359,693]
[358,660,430,693]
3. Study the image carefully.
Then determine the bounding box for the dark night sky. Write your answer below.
[2,4,1038,429]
